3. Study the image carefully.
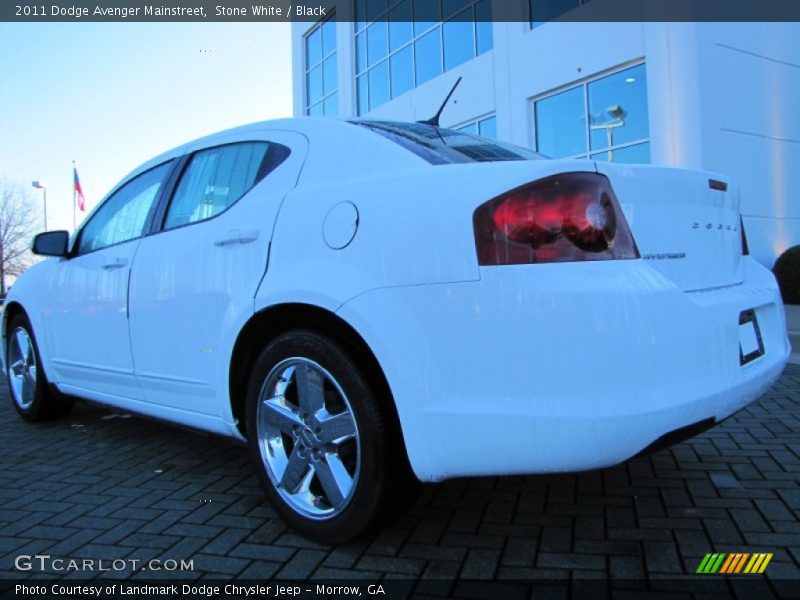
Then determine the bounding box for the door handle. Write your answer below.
[214,229,259,246]
[101,257,127,270]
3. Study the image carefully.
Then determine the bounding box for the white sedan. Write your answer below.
[4,119,790,542]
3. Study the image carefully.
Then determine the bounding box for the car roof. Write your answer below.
[118,117,423,194]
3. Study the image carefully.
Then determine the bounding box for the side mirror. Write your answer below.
[31,231,70,257]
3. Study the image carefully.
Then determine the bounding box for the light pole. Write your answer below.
[31,181,47,231]
[590,105,627,162]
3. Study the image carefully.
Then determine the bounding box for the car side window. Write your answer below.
[78,161,173,255]
[163,141,289,230]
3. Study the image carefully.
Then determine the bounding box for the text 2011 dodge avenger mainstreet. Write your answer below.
[4,118,790,541]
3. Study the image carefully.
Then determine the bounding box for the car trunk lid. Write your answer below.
[596,162,744,292]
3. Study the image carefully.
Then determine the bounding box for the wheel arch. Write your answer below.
[228,302,413,469]
[3,301,25,332]
[3,299,61,392]
[3,301,26,363]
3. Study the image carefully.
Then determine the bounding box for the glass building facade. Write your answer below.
[305,14,339,116]
[534,63,650,163]
[354,0,493,114]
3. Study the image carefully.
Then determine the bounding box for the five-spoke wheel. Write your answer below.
[8,326,37,411]
[246,329,418,543]
[257,358,360,519]
[5,314,72,421]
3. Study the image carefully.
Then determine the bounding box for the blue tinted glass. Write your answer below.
[476,0,493,54]
[80,162,172,253]
[415,29,442,85]
[478,116,497,139]
[356,32,368,73]
[592,142,650,164]
[355,0,367,25]
[414,0,441,35]
[308,102,324,117]
[535,86,586,157]
[322,20,336,56]
[306,27,322,66]
[389,1,413,51]
[390,45,414,98]
[367,21,388,67]
[323,55,337,95]
[357,75,369,115]
[530,0,581,25]
[458,123,479,135]
[588,64,649,150]
[366,0,387,20]
[369,60,390,110]
[164,143,269,229]
[442,0,470,17]
[390,21,414,52]
[306,65,323,105]
[443,15,474,71]
[324,93,339,116]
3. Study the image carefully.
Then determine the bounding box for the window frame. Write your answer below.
[531,61,650,162]
[304,12,338,116]
[454,113,498,139]
[155,141,290,234]
[354,0,493,115]
[72,160,175,257]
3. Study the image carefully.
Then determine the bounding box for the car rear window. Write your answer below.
[351,120,544,165]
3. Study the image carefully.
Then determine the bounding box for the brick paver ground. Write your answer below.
[1,366,799,597]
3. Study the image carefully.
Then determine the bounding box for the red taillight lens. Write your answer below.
[474,172,639,265]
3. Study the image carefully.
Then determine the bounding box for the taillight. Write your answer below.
[473,172,639,265]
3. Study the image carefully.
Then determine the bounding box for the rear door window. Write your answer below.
[164,141,290,230]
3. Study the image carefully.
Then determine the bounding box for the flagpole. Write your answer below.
[72,160,76,231]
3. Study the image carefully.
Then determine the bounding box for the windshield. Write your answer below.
[351,120,544,165]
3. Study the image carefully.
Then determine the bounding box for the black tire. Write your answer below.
[6,314,73,421]
[773,245,800,305]
[245,329,418,543]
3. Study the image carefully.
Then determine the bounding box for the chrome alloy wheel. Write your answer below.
[256,357,360,519]
[8,327,37,410]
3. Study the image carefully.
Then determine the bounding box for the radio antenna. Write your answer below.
[418,77,462,128]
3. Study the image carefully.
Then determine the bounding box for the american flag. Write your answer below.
[73,163,86,212]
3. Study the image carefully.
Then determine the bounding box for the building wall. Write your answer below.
[292,15,800,268]
[697,23,800,266]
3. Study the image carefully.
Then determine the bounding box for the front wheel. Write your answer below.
[6,314,72,421]
[245,330,416,543]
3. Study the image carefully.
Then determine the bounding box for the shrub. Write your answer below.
[773,245,800,305]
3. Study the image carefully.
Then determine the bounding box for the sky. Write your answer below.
[0,23,293,232]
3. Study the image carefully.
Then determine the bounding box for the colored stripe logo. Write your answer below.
[696,553,772,574]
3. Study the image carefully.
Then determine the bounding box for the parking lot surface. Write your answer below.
[1,366,799,597]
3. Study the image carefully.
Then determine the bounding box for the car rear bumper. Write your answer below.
[337,257,790,482]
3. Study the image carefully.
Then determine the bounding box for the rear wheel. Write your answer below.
[245,330,416,543]
[6,314,72,421]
